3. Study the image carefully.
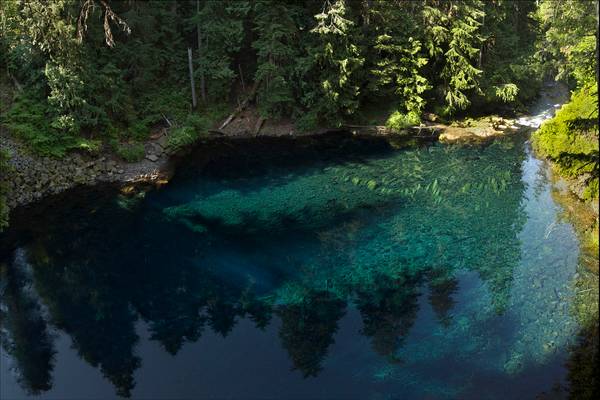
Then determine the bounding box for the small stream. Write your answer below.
[0,85,597,399]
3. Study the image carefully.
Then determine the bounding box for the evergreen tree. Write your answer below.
[192,0,250,102]
[438,0,485,114]
[478,0,541,106]
[537,0,598,87]
[300,0,364,127]
[252,0,301,118]
[366,0,429,115]
[0,0,594,162]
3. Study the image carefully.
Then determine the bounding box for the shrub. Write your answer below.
[386,110,420,132]
[184,114,210,132]
[295,112,319,133]
[167,127,202,152]
[2,91,101,157]
[582,177,599,201]
[116,143,145,162]
[128,120,150,141]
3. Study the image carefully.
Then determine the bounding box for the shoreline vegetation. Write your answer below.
[0,0,598,235]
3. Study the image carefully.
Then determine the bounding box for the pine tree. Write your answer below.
[192,0,250,102]
[366,0,429,115]
[252,0,301,118]
[300,0,364,127]
[477,0,541,106]
[439,0,484,114]
[538,0,598,87]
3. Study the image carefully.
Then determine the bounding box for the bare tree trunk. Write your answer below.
[478,13,485,69]
[188,47,197,109]
[197,0,206,102]
[238,63,246,92]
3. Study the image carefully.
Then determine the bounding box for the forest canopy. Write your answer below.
[0,0,557,149]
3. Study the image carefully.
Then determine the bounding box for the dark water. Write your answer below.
[1,131,598,399]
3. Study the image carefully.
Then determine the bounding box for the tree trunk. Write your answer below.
[197,0,206,102]
[478,13,485,69]
[188,47,197,109]
[238,63,246,92]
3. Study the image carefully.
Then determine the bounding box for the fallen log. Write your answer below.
[219,83,259,130]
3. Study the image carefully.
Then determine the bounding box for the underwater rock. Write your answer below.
[503,352,524,375]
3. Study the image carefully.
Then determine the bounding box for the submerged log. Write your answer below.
[341,124,441,139]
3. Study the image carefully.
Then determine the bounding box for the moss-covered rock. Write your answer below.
[532,85,599,201]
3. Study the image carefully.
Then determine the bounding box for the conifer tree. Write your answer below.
[301,0,364,126]
[252,0,301,117]
[438,0,484,114]
[192,0,250,102]
[367,0,429,115]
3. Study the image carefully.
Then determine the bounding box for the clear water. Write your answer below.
[1,129,597,399]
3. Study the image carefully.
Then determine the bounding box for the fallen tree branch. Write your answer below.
[161,113,172,127]
[219,82,259,130]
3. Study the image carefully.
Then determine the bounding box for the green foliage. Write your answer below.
[476,0,542,108]
[294,112,319,133]
[2,91,99,157]
[116,143,145,163]
[493,84,520,103]
[532,0,598,203]
[371,35,429,114]
[439,1,484,114]
[537,0,598,87]
[125,120,149,141]
[166,113,210,152]
[386,111,420,132]
[0,0,594,156]
[184,113,211,132]
[582,178,599,201]
[252,0,301,118]
[152,103,227,152]
[364,1,429,114]
[533,85,599,198]
[167,127,200,152]
[192,0,250,102]
[301,0,364,126]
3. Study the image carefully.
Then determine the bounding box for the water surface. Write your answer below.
[1,127,597,399]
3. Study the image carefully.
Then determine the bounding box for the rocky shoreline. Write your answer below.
[0,116,536,215]
[0,131,173,211]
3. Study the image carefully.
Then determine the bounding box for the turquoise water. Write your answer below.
[0,131,597,399]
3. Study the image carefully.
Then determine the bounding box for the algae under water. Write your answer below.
[0,130,598,399]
